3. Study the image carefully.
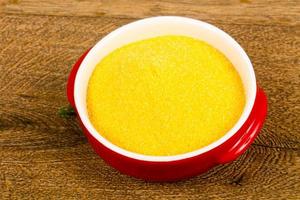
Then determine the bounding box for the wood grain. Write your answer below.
[0,0,299,199]
[1,0,299,26]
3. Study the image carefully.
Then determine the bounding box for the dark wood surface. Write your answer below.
[0,0,299,199]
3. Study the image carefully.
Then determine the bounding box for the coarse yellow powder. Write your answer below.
[87,35,245,156]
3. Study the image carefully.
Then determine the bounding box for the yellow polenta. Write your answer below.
[87,35,245,156]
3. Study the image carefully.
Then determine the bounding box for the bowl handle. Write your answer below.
[217,87,268,164]
[67,50,90,108]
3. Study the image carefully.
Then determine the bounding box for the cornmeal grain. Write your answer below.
[87,35,245,156]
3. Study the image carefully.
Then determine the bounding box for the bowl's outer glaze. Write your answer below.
[67,50,267,181]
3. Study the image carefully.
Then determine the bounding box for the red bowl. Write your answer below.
[67,17,268,181]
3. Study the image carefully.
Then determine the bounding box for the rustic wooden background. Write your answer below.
[0,0,299,199]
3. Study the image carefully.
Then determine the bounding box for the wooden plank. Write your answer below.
[1,0,300,26]
[0,1,299,199]
[1,143,299,199]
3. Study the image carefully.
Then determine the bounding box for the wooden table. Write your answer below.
[0,0,299,199]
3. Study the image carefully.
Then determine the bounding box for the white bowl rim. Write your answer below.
[74,16,257,162]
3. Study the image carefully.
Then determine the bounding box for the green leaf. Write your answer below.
[58,105,76,118]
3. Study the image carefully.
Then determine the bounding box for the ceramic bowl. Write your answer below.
[67,16,267,181]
